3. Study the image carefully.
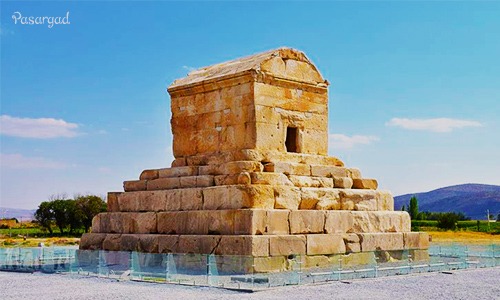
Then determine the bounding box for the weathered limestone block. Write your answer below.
[208,210,236,235]
[341,252,376,266]
[234,210,267,235]
[343,233,361,253]
[310,165,347,178]
[133,212,157,234]
[123,180,147,192]
[80,233,106,250]
[347,168,362,179]
[180,176,197,188]
[358,233,404,251]
[300,188,341,210]
[404,232,430,250]
[139,191,168,212]
[302,255,331,269]
[265,210,290,235]
[140,169,159,180]
[334,177,353,189]
[270,235,306,256]
[273,186,301,209]
[157,212,186,234]
[215,236,269,256]
[147,177,180,190]
[253,257,287,273]
[117,192,140,212]
[289,210,325,234]
[198,164,217,176]
[178,235,221,254]
[352,178,378,190]
[165,190,182,211]
[351,211,411,233]
[102,234,122,251]
[138,235,160,253]
[324,211,354,234]
[377,190,394,211]
[171,158,186,167]
[340,190,378,211]
[237,172,252,185]
[186,154,209,166]
[409,249,430,261]
[196,175,214,187]
[254,122,285,152]
[120,234,139,252]
[221,161,263,175]
[203,185,274,210]
[288,175,333,188]
[250,172,293,186]
[158,235,179,253]
[306,234,346,255]
[101,213,132,233]
[243,150,343,167]
[300,129,328,155]
[214,174,239,185]
[263,162,310,176]
[107,192,121,212]
[159,166,198,178]
[157,211,208,235]
[180,188,203,210]
[91,214,102,233]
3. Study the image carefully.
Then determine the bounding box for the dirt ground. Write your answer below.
[428,231,500,244]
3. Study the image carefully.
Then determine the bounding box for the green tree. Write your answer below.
[401,204,406,212]
[51,198,72,234]
[66,200,83,234]
[408,196,419,220]
[34,201,54,234]
[75,194,106,233]
[437,212,459,230]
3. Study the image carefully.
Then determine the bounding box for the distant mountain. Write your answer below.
[394,184,500,220]
[0,207,36,221]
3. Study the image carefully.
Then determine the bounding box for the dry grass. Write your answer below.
[0,237,80,248]
[428,231,500,245]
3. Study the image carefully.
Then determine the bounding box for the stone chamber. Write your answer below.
[80,47,429,272]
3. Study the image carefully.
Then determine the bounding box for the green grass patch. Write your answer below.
[412,220,500,234]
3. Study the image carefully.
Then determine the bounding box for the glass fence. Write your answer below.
[0,244,498,291]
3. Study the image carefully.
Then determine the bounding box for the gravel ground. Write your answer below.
[1,267,499,300]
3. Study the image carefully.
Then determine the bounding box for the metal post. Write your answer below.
[338,256,342,281]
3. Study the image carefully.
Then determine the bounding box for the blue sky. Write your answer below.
[1,1,499,209]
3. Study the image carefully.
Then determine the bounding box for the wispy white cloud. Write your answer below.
[0,115,79,138]
[386,117,482,133]
[182,65,196,72]
[329,134,379,150]
[0,153,67,169]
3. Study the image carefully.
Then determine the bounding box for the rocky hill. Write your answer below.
[394,184,500,220]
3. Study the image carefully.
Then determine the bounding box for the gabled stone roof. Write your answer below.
[168,47,327,91]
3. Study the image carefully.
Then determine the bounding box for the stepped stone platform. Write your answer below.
[80,48,429,272]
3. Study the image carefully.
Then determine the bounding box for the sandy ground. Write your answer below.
[1,267,499,300]
[428,231,500,244]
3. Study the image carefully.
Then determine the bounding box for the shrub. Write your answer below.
[437,213,459,230]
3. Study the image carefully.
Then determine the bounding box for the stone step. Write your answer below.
[108,185,394,212]
[91,210,411,236]
[80,232,429,257]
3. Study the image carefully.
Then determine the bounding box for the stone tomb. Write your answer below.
[80,48,429,272]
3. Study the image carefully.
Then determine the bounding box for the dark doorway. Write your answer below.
[285,127,298,153]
